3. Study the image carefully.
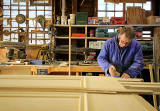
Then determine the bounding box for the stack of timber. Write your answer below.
[0,75,159,111]
[127,7,146,24]
[104,0,146,3]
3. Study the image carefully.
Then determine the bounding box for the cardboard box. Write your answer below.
[147,16,160,24]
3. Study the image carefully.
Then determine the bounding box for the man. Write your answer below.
[97,26,144,78]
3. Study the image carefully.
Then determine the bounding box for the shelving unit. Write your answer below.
[54,24,160,80]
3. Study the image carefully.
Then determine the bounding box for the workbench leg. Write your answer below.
[76,72,79,76]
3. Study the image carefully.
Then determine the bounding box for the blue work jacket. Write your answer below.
[97,35,144,78]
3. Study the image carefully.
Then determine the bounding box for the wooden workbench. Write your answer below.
[0,64,150,75]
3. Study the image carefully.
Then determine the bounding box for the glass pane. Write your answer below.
[29,33,36,39]
[29,20,35,27]
[45,34,49,38]
[143,1,151,10]
[98,4,106,10]
[12,11,18,17]
[3,0,10,5]
[46,40,50,44]
[45,6,52,10]
[126,3,133,10]
[3,6,10,10]
[37,11,44,15]
[19,11,26,15]
[98,12,106,17]
[45,11,52,18]
[107,3,114,10]
[12,21,18,27]
[11,0,18,4]
[135,3,142,8]
[115,12,123,17]
[37,40,43,44]
[115,3,123,11]
[19,6,26,10]
[3,15,10,18]
[3,10,10,16]
[29,11,36,18]
[29,40,36,44]
[12,6,18,9]
[19,2,26,5]
[107,12,114,18]
[37,6,44,10]
[3,36,10,41]
[37,34,44,38]
[29,28,35,32]
[19,23,26,27]
[29,6,36,10]
[3,20,10,27]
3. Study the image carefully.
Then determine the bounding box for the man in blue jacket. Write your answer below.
[97,26,144,78]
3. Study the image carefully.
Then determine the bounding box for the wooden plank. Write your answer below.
[69,24,71,76]
[149,64,158,110]
[0,65,32,75]
[72,0,77,14]
[153,33,160,82]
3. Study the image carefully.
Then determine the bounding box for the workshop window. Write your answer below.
[98,0,151,18]
[2,0,52,45]
[98,0,152,38]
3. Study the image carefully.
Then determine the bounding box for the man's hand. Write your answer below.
[121,73,130,78]
[109,65,116,77]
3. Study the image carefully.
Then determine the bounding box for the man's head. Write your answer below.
[117,26,135,48]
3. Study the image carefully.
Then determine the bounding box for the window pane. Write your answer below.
[3,36,10,41]
[20,23,26,27]
[45,11,52,18]
[19,2,26,5]
[19,11,26,15]
[98,4,106,10]
[29,11,36,18]
[143,1,151,10]
[29,20,35,27]
[135,3,142,8]
[115,12,123,17]
[115,3,123,11]
[29,6,36,10]
[126,3,133,10]
[107,12,114,18]
[29,40,36,44]
[3,0,10,5]
[12,11,18,17]
[107,3,114,10]
[3,10,10,16]
[46,40,50,44]
[37,40,43,44]
[45,6,52,10]
[98,12,106,17]
[19,6,26,10]
[37,6,44,10]
[3,20,10,27]
[12,21,18,27]
[37,11,44,15]
[11,0,18,4]
[3,6,10,10]
[12,6,18,9]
